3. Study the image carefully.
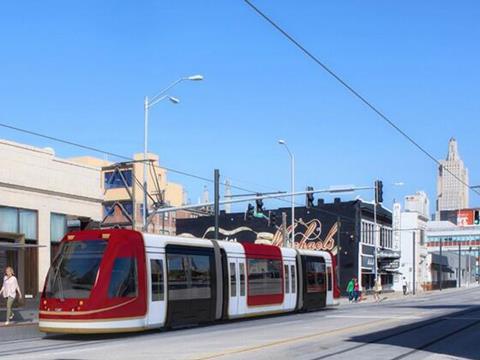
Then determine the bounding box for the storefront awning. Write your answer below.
[0,242,45,250]
[431,263,454,273]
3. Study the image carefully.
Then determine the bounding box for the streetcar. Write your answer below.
[39,229,338,334]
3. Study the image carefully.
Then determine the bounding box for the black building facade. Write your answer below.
[176,199,396,294]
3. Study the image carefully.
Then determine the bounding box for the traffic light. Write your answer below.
[245,203,255,220]
[269,211,277,226]
[375,180,384,204]
[256,197,264,213]
[306,186,314,208]
[475,210,480,225]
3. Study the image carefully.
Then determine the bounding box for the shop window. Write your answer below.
[109,257,138,298]
[0,206,18,233]
[50,213,67,243]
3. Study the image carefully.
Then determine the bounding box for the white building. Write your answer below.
[0,140,103,297]
[405,191,430,219]
[436,138,469,218]
[425,220,479,288]
[393,195,430,293]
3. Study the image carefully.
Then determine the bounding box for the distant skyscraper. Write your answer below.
[405,191,430,219]
[436,138,469,218]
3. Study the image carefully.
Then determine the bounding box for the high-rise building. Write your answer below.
[436,138,469,219]
[405,191,430,219]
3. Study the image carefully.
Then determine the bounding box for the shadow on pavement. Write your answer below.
[332,306,480,360]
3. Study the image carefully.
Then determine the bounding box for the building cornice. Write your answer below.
[0,181,103,204]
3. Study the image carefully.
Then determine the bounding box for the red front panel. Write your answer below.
[242,243,284,306]
[40,229,147,321]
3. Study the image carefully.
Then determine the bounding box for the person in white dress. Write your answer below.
[0,266,22,325]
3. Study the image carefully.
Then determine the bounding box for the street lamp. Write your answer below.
[143,75,203,231]
[278,139,295,247]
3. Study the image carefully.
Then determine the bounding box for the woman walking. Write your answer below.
[0,266,22,325]
[373,276,382,303]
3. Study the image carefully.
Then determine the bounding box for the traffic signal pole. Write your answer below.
[214,169,220,240]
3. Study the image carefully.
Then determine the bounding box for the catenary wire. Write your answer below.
[243,0,480,198]
[0,121,374,222]
[0,121,254,193]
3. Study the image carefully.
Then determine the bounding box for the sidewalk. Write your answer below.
[0,298,38,327]
[337,284,479,306]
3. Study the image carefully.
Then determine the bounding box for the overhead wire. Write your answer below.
[243,0,479,198]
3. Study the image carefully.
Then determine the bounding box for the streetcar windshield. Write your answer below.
[44,240,107,299]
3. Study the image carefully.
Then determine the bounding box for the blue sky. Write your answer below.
[1,1,479,213]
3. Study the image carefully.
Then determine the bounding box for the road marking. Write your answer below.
[325,315,422,320]
[192,317,401,360]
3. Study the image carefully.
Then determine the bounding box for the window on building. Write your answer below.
[50,213,67,243]
[104,169,133,189]
[109,257,138,298]
[247,258,282,296]
[103,201,134,217]
[0,206,38,240]
[150,259,164,301]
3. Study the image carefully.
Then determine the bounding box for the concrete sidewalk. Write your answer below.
[337,284,479,306]
[0,298,38,327]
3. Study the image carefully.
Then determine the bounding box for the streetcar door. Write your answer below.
[166,245,216,327]
[228,259,239,316]
[147,253,166,327]
[302,255,327,310]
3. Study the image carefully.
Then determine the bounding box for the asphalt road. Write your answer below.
[1,286,479,360]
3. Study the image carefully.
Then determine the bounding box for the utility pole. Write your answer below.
[412,231,416,295]
[458,243,461,288]
[439,237,443,291]
[214,169,220,240]
[336,216,342,288]
[373,194,378,285]
[281,212,288,248]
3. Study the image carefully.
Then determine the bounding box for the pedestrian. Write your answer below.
[402,277,408,295]
[373,276,382,302]
[353,278,360,302]
[0,266,22,325]
[346,278,355,302]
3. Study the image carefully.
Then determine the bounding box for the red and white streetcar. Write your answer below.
[39,229,338,334]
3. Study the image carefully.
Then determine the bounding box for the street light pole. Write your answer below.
[142,75,203,231]
[278,140,295,247]
[143,95,150,231]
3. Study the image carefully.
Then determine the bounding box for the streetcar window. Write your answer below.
[285,265,290,294]
[230,263,236,297]
[44,240,107,299]
[326,266,332,291]
[291,265,296,294]
[167,253,211,300]
[109,258,138,298]
[247,258,282,296]
[150,259,164,301]
[306,257,326,293]
[239,263,246,296]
